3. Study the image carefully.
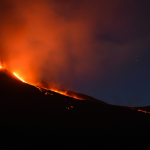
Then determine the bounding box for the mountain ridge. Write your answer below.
[0,68,150,141]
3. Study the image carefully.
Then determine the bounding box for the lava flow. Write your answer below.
[36,86,84,100]
[11,70,84,100]
[137,109,150,114]
[13,73,26,83]
[44,88,84,100]
[131,108,150,114]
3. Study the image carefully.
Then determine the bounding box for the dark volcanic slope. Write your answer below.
[0,69,150,140]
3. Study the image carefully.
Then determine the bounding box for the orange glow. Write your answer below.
[49,88,84,100]
[37,86,84,100]
[13,73,26,83]
[130,108,150,114]
[12,71,84,100]
[0,0,149,106]
[0,63,2,69]
[137,109,150,114]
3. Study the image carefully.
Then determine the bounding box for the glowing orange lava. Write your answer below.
[13,73,26,83]
[131,108,150,114]
[37,86,84,100]
[137,109,150,114]
[12,71,84,100]
[50,88,84,100]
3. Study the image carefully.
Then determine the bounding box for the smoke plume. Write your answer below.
[0,0,150,106]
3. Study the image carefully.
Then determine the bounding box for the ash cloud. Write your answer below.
[0,0,150,106]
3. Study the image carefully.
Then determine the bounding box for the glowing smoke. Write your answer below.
[0,0,150,106]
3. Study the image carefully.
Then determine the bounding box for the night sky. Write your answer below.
[0,0,150,107]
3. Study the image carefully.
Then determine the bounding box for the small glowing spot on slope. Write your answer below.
[131,108,150,114]
[13,73,26,83]
[137,109,150,114]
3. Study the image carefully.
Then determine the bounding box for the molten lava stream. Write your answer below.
[131,108,150,114]
[37,86,84,100]
[12,72,84,100]
[49,89,84,100]
[137,109,150,114]
[13,73,26,83]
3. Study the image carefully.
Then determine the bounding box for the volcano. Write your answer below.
[0,68,150,142]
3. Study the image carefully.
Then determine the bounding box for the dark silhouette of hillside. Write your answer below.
[0,68,150,143]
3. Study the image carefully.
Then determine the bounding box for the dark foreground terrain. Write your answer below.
[0,69,150,144]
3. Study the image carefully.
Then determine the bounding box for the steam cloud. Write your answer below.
[0,0,150,106]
